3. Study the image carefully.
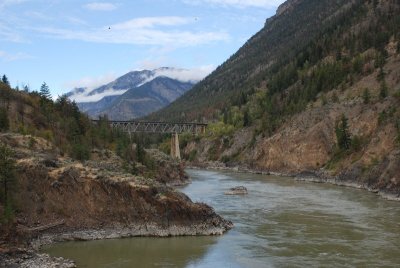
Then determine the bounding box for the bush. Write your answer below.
[0,108,9,131]
[362,88,370,104]
[351,135,363,152]
[71,142,90,161]
[379,81,388,99]
[188,149,197,162]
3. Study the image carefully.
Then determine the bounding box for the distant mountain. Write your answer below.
[101,77,194,120]
[67,67,196,120]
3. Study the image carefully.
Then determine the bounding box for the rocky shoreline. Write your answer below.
[187,162,400,202]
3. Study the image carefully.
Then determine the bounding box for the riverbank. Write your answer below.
[0,134,232,268]
[187,161,400,202]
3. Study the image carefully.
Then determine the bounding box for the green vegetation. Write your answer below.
[379,81,389,100]
[335,114,352,151]
[0,76,165,178]
[148,0,400,127]
[362,88,371,104]
[1,75,10,87]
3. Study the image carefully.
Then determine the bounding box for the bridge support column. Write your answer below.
[170,132,181,160]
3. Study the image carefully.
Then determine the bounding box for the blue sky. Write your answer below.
[0,0,284,97]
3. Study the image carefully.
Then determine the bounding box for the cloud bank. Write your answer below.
[142,66,215,84]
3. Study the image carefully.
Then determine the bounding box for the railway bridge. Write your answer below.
[93,120,207,159]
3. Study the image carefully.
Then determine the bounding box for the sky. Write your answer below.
[0,0,285,98]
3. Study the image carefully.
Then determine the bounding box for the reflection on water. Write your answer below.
[44,236,217,268]
[44,169,400,268]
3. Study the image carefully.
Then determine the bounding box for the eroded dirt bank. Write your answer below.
[0,134,232,267]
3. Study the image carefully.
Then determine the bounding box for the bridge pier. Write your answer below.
[170,132,181,160]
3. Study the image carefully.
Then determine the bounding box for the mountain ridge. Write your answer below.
[67,67,196,120]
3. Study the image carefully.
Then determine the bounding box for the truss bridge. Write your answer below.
[92,120,207,159]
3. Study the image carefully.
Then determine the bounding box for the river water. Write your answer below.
[43,169,400,267]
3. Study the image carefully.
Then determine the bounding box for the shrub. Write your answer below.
[71,142,90,161]
[0,108,9,131]
[362,88,370,104]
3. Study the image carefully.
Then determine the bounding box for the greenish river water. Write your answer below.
[43,169,400,267]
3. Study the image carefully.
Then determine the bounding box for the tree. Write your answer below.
[335,114,351,150]
[0,144,16,221]
[0,108,9,131]
[363,88,370,104]
[136,141,146,164]
[1,75,10,86]
[243,109,251,127]
[39,82,52,101]
[379,81,388,99]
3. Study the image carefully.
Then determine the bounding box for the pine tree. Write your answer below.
[243,109,250,127]
[39,82,52,100]
[1,75,10,86]
[335,114,351,150]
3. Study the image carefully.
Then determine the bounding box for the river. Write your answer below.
[43,169,400,267]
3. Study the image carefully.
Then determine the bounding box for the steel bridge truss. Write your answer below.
[94,120,207,134]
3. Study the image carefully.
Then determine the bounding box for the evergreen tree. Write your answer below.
[379,81,388,99]
[136,141,145,164]
[1,75,10,86]
[335,114,351,150]
[39,82,52,100]
[243,109,250,127]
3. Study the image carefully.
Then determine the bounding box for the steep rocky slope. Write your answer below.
[184,51,400,197]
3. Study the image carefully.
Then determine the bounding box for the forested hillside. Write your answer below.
[154,0,400,198]
[149,0,400,125]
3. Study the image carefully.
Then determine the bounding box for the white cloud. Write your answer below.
[182,0,284,8]
[64,73,117,93]
[0,50,32,61]
[0,0,27,9]
[111,16,189,29]
[71,88,128,103]
[144,66,215,84]
[84,2,117,11]
[35,16,229,46]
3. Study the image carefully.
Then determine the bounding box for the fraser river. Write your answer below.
[44,169,400,267]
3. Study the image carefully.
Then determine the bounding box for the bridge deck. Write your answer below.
[92,120,207,134]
